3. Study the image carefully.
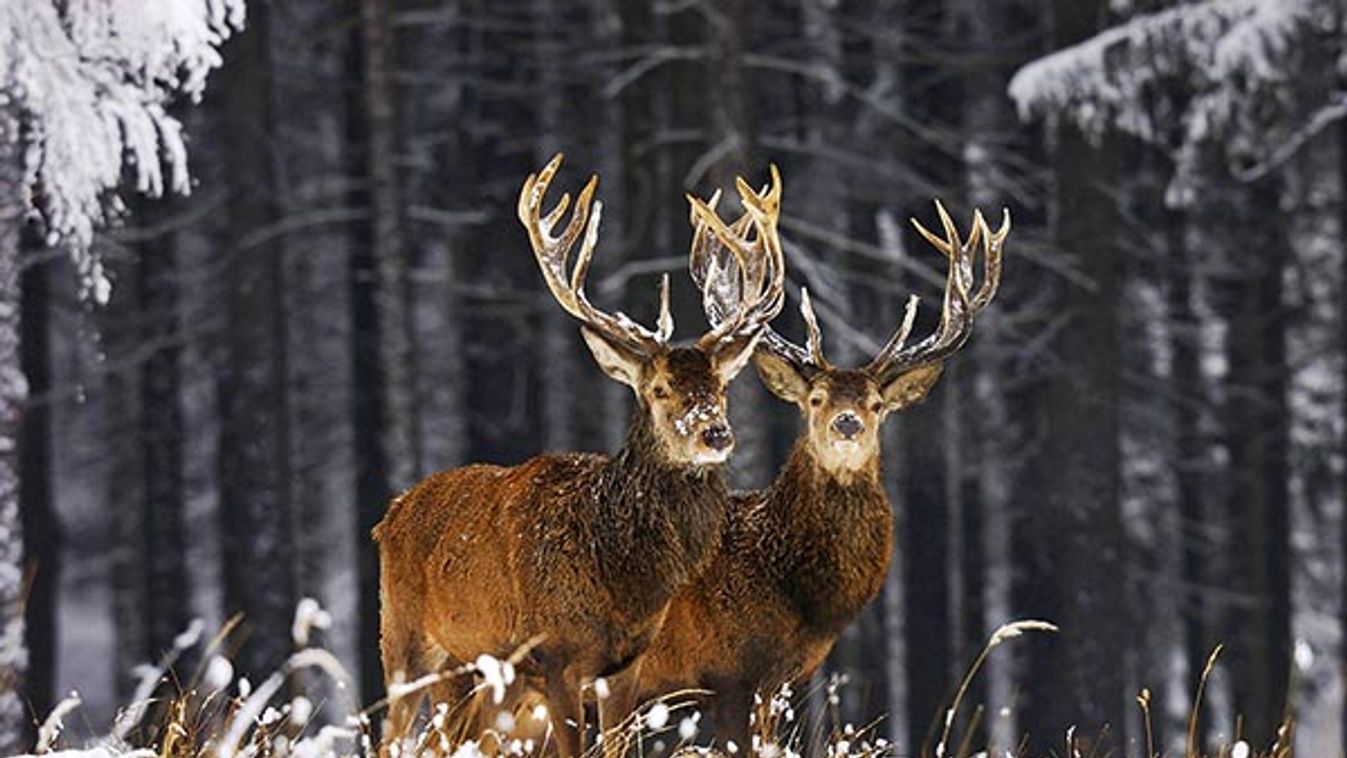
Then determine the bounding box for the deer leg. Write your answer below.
[380,634,435,756]
[543,668,585,758]
[425,656,485,746]
[712,683,752,756]
[598,672,642,758]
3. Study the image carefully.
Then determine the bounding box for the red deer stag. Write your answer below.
[604,198,1008,754]
[373,155,786,757]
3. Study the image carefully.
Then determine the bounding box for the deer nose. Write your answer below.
[701,423,733,452]
[831,412,863,440]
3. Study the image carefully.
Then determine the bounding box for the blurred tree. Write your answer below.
[1018,2,1128,750]
[349,0,416,701]
[1206,176,1292,745]
[217,3,299,680]
[19,225,56,734]
[138,203,192,665]
[106,238,147,697]
[0,119,26,747]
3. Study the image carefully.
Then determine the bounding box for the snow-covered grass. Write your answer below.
[19,603,1296,758]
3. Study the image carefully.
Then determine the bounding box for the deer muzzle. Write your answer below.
[831,411,864,440]
[701,423,733,452]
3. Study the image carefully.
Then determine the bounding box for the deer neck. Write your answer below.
[773,437,886,508]
[594,410,730,618]
[765,438,894,635]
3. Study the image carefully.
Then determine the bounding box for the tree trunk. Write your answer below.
[960,0,1017,745]
[1210,178,1291,747]
[1339,117,1347,748]
[532,0,579,454]
[105,254,146,697]
[137,207,190,660]
[875,208,910,750]
[0,103,29,755]
[1166,203,1210,751]
[218,5,297,680]
[1020,2,1127,749]
[889,0,965,745]
[901,394,951,751]
[18,224,54,735]
[403,0,467,473]
[350,0,416,702]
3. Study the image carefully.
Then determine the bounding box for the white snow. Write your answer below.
[1008,0,1336,199]
[291,596,333,646]
[0,0,245,301]
[472,653,515,705]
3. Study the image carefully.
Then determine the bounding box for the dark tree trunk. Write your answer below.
[137,207,190,659]
[406,0,469,475]
[901,396,951,750]
[1166,204,1215,734]
[217,5,297,680]
[592,0,632,454]
[1210,178,1291,746]
[533,0,578,455]
[350,0,415,703]
[1019,2,1126,750]
[897,0,962,746]
[19,224,55,735]
[105,255,146,697]
[960,0,1016,747]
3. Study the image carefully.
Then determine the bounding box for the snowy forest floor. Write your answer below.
[25,609,1297,758]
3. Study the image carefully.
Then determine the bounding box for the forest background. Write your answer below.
[3,1,1345,757]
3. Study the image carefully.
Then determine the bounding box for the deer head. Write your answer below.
[691,197,1008,475]
[519,154,786,466]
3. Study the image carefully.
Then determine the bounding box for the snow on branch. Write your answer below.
[0,0,245,301]
[1008,0,1334,198]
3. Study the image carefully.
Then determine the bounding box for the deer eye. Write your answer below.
[652,385,669,399]
[871,401,883,413]
[809,395,824,408]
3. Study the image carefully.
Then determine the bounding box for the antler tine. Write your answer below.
[688,166,814,367]
[728,165,787,327]
[689,200,753,322]
[866,199,1007,382]
[656,274,674,342]
[519,153,671,353]
[969,208,1009,310]
[867,294,921,369]
[799,288,826,366]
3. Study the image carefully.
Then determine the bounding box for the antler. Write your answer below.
[519,153,675,354]
[685,165,788,351]
[689,179,830,374]
[864,200,1009,383]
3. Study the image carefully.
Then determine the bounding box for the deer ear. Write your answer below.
[581,327,644,390]
[881,363,944,411]
[752,350,808,403]
[712,330,764,384]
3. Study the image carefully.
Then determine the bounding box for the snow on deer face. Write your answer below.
[583,337,760,466]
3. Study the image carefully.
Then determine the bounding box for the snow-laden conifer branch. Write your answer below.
[1009,0,1339,201]
[0,0,245,301]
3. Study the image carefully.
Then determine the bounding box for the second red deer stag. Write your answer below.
[373,155,785,758]
[604,198,1008,753]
